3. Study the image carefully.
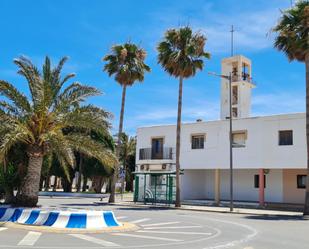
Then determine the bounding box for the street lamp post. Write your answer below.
[208,71,234,212]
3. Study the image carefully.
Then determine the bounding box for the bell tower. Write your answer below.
[220,55,255,120]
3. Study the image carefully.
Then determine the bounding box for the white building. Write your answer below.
[134,55,307,205]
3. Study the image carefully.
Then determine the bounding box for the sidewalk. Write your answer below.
[113,194,303,217]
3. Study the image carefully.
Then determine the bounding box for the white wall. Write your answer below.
[136,113,306,170]
[181,169,283,203]
[180,170,208,199]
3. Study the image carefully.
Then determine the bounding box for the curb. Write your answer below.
[0,207,123,229]
[0,221,138,233]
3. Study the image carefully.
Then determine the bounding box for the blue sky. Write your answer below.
[0,0,304,135]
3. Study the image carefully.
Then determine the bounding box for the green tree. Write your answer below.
[157,26,210,207]
[0,56,116,207]
[119,133,136,194]
[272,0,309,216]
[81,130,115,193]
[103,43,150,203]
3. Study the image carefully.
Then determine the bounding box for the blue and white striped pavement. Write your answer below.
[0,207,121,229]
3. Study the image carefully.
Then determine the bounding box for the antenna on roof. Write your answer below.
[230,25,235,56]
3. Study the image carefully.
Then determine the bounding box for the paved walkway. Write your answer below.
[113,193,303,217]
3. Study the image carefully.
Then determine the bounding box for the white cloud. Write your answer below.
[148,2,289,54]
[252,92,305,116]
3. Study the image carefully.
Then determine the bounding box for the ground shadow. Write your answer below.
[244,215,305,221]
[60,203,101,207]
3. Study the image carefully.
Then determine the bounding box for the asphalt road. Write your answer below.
[0,196,308,249]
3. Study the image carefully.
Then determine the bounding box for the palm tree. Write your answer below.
[157,26,210,207]
[273,0,309,216]
[0,56,116,207]
[103,43,150,203]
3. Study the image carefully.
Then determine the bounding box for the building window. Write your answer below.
[297,175,306,189]
[191,135,205,149]
[151,137,164,159]
[279,130,293,146]
[254,174,266,188]
[232,131,247,148]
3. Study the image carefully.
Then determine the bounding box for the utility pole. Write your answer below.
[229,25,234,212]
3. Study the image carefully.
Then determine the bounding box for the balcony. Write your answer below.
[139,147,173,160]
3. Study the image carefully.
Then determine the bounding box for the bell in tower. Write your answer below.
[220,55,256,120]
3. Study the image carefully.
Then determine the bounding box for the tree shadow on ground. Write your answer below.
[244,215,305,221]
[114,207,169,211]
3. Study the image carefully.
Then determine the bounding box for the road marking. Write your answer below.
[130,218,150,224]
[113,233,183,242]
[141,221,180,227]
[0,228,7,232]
[116,216,127,219]
[70,234,119,247]
[144,225,202,230]
[18,231,41,246]
[138,230,212,235]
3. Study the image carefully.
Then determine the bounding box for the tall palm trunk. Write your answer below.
[175,76,183,207]
[16,146,43,207]
[109,85,127,203]
[304,54,309,216]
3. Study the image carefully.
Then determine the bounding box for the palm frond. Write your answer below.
[0,80,31,113]
[66,133,117,168]
[55,83,101,111]
[58,105,111,134]
[272,1,309,62]
[157,26,210,78]
[0,123,33,161]
[103,43,151,86]
[14,56,44,107]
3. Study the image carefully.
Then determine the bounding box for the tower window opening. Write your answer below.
[232,85,238,105]
[242,63,250,81]
[232,107,238,118]
[232,64,238,82]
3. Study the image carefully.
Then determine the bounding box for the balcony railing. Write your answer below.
[231,73,253,84]
[139,147,173,160]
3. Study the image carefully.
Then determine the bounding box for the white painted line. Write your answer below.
[116,216,127,220]
[130,218,150,224]
[144,225,202,230]
[0,228,7,232]
[18,231,41,246]
[138,230,212,235]
[70,234,119,247]
[113,233,183,242]
[141,221,180,227]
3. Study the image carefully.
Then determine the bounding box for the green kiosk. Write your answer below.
[133,169,183,205]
